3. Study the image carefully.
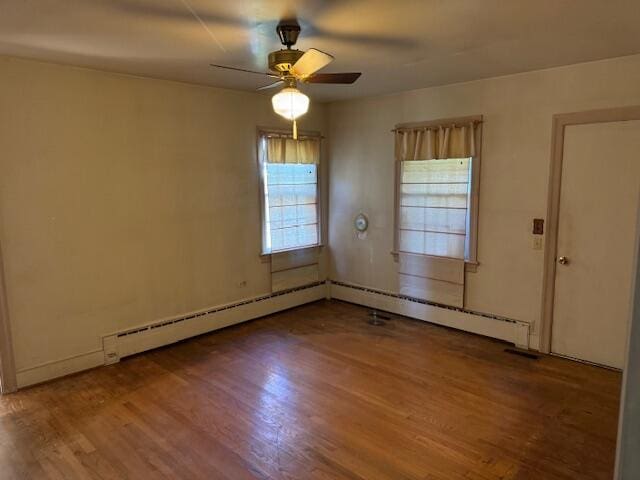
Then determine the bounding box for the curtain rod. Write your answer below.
[258,128,324,140]
[261,133,325,140]
[392,118,483,133]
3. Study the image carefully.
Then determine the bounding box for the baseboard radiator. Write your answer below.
[16,282,326,388]
[328,280,530,349]
[103,282,327,364]
[16,279,531,389]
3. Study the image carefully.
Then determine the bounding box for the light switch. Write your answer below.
[533,218,544,235]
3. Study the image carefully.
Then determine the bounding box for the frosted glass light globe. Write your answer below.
[272,87,310,120]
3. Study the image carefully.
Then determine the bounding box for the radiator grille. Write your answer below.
[329,280,517,324]
[116,281,324,339]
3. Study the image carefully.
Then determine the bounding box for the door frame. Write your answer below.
[0,240,17,393]
[540,106,640,354]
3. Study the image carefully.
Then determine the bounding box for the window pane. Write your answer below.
[267,163,316,185]
[399,230,465,258]
[295,183,317,205]
[298,224,319,246]
[293,165,317,184]
[400,206,467,234]
[267,184,296,207]
[281,226,299,250]
[424,231,465,258]
[296,204,317,226]
[402,158,470,184]
[399,229,424,255]
[264,162,319,253]
[268,204,317,229]
[399,158,470,259]
[270,228,284,252]
[275,225,318,250]
[400,183,468,208]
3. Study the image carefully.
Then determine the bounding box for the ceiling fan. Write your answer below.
[210,20,362,139]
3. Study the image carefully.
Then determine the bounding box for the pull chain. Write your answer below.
[293,119,298,140]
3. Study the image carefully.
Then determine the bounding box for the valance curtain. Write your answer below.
[395,122,479,161]
[264,135,320,164]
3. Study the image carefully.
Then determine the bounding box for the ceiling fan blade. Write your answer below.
[210,64,280,78]
[257,80,284,91]
[305,72,362,84]
[290,48,334,79]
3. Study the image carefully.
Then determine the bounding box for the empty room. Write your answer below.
[1,1,640,479]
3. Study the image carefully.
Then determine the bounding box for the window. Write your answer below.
[259,134,321,254]
[393,117,481,265]
[399,158,471,259]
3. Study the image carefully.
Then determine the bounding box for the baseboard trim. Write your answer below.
[16,350,105,389]
[16,283,326,389]
[14,280,530,389]
[329,281,530,348]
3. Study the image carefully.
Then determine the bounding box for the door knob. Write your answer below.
[558,256,569,265]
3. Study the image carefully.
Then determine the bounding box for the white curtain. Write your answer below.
[265,135,320,164]
[395,122,479,162]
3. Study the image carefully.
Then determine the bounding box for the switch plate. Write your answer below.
[533,236,543,250]
[533,218,544,235]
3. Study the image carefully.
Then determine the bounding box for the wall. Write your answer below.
[0,56,327,378]
[2,53,640,383]
[327,54,640,349]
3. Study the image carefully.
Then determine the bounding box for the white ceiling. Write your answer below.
[1,0,640,102]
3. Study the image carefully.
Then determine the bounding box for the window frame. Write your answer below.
[257,127,324,257]
[392,115,482,271]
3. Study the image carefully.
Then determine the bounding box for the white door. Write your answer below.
[551,120,640,369]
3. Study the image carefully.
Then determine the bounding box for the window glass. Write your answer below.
[399,158,471,259]
[263,163,319,253]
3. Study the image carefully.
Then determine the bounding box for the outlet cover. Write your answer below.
[103,335,120,365]
[533,236,543,250]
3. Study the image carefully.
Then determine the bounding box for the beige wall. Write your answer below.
[3,53,640,377]
[0,56,327,374]
[327,54,640,349]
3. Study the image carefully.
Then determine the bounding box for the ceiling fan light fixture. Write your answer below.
[271,87,309,120]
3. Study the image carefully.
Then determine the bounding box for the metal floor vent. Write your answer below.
[367,310,390,326]
[504,348,539,359]
[115,281,324,339]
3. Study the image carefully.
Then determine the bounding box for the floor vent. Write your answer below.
[367,310,390,326]
[504,348,539,359]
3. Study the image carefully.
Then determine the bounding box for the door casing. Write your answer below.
[540,106,640,354]
[0,240,17,394]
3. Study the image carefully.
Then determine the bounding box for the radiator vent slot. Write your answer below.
[329,280,517,324]
[115,281,324,339]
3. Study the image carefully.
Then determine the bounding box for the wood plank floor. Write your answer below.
[0,300,622,479]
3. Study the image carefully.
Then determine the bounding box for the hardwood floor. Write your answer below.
[0,300,622,479]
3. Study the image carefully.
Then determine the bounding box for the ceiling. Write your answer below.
[1,0,640,102]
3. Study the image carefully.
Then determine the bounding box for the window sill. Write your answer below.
[261,245,323,262]
[390,251,479,272]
